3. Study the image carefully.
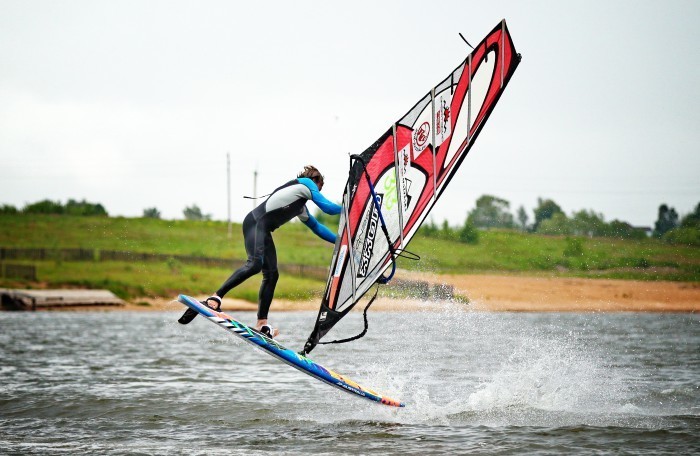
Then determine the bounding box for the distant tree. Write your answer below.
[21,199,107,216]
[663,226,700,247]
[537,212,571,235]
[440,220,453,239]
[516,205,529,231]
[680,202,700,229]
[663,202,700,246]
[653,204,679,238]
[419,218,439,237]
[458,219,479,244]
[418,218,469,242]
[183,204,211,221]
[605,220,648,240]
[0,204,18,215]
[143,207,161,219]
[64,199,108,216]
[23,199,64,215]
[569,209,606,237]
[533,198,563,231]
[467,194,515,229]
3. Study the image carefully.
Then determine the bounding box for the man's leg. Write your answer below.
[215,216,265,297]
[179,214,263,324]
[256,233,279,334]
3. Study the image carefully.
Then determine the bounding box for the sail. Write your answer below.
[303,20,521,355]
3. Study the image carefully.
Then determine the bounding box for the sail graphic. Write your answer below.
[303,20,521,355]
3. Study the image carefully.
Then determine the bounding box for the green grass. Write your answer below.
[404,230,700,281]
[0,214,334,266]
[0,214,698,301]
[4,259,323,302]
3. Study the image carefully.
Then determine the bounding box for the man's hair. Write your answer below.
[297,165,324,187]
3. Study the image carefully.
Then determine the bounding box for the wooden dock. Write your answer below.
[0,289,125,310]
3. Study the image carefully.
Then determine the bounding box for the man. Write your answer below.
[178,165,341,338]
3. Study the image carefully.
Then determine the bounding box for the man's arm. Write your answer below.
[298,206,336,244]
[297,178,341,215]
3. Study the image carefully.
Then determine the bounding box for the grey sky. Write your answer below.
[1,0,698,227]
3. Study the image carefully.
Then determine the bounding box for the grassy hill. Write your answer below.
[0,214,698,300]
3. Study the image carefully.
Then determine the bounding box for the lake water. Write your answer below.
[1,304,698,455]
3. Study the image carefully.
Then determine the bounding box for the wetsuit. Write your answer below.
[216,177,341,319]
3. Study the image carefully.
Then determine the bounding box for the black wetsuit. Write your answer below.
[216,177,340,319]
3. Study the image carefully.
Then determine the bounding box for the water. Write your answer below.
[1,304,698,455]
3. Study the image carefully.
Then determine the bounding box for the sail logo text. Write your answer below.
[399,146,413,211]
[413,121,430,154]
[357,194,382,277]
[334,245,347,278]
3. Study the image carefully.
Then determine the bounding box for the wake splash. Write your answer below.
[466,335,624,413]
[292,306,639,428]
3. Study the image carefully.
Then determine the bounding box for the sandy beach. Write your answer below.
[423,273,700,312]
[123,272,699,313]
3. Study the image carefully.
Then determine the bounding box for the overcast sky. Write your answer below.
[1,0,698,227]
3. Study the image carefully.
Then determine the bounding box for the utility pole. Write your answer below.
[227,152,232,238]
[253,168,258,210]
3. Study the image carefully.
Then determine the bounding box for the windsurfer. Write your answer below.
[178,165,341,337]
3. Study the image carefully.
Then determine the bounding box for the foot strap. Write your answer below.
[259,325,276,339]
[204,295,222,311]
[178,295,222,325]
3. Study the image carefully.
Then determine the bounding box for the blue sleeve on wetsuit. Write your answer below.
[302,211,337,244]
[297,178,342,215]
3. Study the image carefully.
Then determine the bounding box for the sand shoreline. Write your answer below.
[60,272,699,313]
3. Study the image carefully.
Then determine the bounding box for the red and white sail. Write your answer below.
[304,20,521,353]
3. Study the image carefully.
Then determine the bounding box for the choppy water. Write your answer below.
[0,304,698,455]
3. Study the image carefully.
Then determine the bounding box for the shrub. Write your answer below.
[143,207,161,219]
[23,199,64,214]
[458,221,479,244]
[563,237,584,257]
[663,227,700,247]
[0,204,18,214]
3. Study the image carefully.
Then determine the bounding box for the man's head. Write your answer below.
[298,165,324,190]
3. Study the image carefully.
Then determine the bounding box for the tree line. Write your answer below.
[420,195,700,246]
[0,200,211,221]
[3,197,698,247]
[143,204,212,221]
[0,199,108,217]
